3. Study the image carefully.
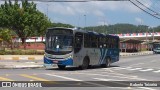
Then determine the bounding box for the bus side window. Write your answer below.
[74,32,83,53]
[108,38,112,48]
[84,34,91,48]
[91,35,98,48]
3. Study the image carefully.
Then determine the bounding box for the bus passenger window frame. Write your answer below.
[74,32,83,53]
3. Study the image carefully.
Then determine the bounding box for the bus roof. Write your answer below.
[47,27,119,38]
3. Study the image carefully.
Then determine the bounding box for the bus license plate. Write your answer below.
[53,60,58,63]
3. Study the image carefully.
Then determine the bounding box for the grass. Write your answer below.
[0,49,44,55]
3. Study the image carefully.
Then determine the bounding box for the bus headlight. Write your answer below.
[65,55,72,60]
[69,55,72,58]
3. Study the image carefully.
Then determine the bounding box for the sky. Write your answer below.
[0,0,160,28]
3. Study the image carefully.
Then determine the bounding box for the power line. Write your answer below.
[2,0,160,20]
[129,0,160,19]
[141,0,160,13]
[135,0,158,14]
[0,0,129,2]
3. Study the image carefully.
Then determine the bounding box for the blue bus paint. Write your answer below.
[44,57,73,65]
[44,57,53,64]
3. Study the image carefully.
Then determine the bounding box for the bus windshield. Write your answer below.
[45,29,73,52]
[153,43,160,49]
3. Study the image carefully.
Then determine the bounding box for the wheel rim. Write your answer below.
[82,59,89,69]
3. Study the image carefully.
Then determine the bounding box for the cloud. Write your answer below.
[0,2,4,5]
[1,0,152,16]
[36,1,144,17]
[135,17,143,24]
[131,0,152,11]
[53,17,67,23]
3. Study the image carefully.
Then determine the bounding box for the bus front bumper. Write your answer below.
[44,64,56,69]
[44,56,73,66]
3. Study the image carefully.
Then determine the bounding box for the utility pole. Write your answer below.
[103,18,107,34]
[152,27,155,42]
[46,3,49,17]
[84,14,86,31]
[146,26,149,50]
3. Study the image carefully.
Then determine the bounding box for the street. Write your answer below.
[0,54,160,90]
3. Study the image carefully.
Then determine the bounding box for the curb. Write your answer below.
[120,52,153,57]
[0,55,43,60]
[0,64,44,69]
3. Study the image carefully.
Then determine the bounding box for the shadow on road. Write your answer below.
[46,65,120,71]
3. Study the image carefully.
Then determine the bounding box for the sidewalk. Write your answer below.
[120,51,153,57]
[0,55,43,60]
[0,61,44,69]
[0,55,44,69]
[0,51,153,69]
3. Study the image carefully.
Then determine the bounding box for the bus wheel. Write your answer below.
[80,58,89,70]
[58,65,66,70]
[101,57,110,68]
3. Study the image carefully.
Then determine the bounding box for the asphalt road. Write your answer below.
[0,54,160,90]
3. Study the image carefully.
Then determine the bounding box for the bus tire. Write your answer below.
[101,57,111,68]
[80,57,89,70]
[58,65,66,70]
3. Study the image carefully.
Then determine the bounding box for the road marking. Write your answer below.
[106,67,143,71]
[150,60,157,62]
[153,70,160,73]
[45,74,106,87]
[111,67,127,70]
[139,69,153,72]
[139,87,157,90]
[123,67,132,69]
[94,78,122,81]
[20,74,49,81]
[46,74,82,81]
[5,74,9,76]
[127,68,142,71]
[77,73,147,80]
[94,78,133,89]
[129,63,144,66]
[0,77,13,81]
[101,71,138,78]
[103,67,132,70]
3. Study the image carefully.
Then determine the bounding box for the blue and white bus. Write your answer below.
[153,42,160,54]
[44,27,120,69]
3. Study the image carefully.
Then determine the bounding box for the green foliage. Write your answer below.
[0,28,12,43]
[52,23,74,28]
[153,26,160,32]
[84,24,158,34]
[0,0,51,44]
[0,50,6,55]
[0,49,44,55]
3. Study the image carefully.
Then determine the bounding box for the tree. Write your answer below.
[0,28,12,43]
[84,23,153,34]
[52,23,74,28]
[0,0,51,47]
[0,28,12,49]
